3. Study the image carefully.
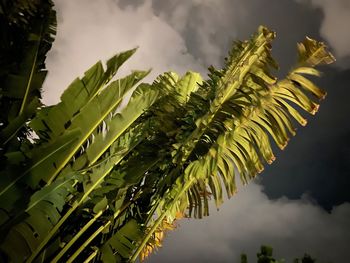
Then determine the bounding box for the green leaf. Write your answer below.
[297,37,336,66]
[101,219,143,262]
[28,69,150,185]
[29,48,137,142]
[81,82,159,167]
[93,197,108,214]
[289,72,326,99]
[175,71,203,103]
[0,128,81,204]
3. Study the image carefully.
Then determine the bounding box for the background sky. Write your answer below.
[43,0,350,262]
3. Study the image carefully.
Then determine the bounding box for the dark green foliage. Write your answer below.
[0,0,56,149]
[241,254,249,263]
[241,246,317,263]
[294,254,316,263]
[257,246,280,263]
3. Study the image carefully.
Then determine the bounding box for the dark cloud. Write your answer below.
[150,0,324,75]
[261,68,350,210]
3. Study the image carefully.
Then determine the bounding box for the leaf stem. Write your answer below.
[66,195,139,263]
[19,25,43,115]
[51,210,104,263]
[83,249,98,263]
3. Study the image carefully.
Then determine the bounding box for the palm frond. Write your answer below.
[128,30,335,261]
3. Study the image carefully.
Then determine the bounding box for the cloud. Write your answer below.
[150,0,325,74]
[43,0,205,105]
[120,0,238,66]
[49,0,320,103]
[150,0,240,67]
[312,0,350,59]
[151,182,350,263]
[121,0,324,73]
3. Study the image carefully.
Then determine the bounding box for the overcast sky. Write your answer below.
[43,0,350,262]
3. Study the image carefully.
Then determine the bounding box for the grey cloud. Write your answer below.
[150,0,324,75]
[151,182,350,262]
[120,0,231,67]
[43,0,205,105]
[49,0,324,105]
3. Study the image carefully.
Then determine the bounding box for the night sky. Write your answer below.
[43,0,350,262]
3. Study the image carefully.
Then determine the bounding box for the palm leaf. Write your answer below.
[26,68,149,186]
[128,31,334,261]
[100,219,143,263]
[0,22,335,263]
[0,128,81,215]
[29,48,137,142]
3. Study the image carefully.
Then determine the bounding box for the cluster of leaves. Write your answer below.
[241,245,317,263]
[0,0,56,145]
[0,0,334,262]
